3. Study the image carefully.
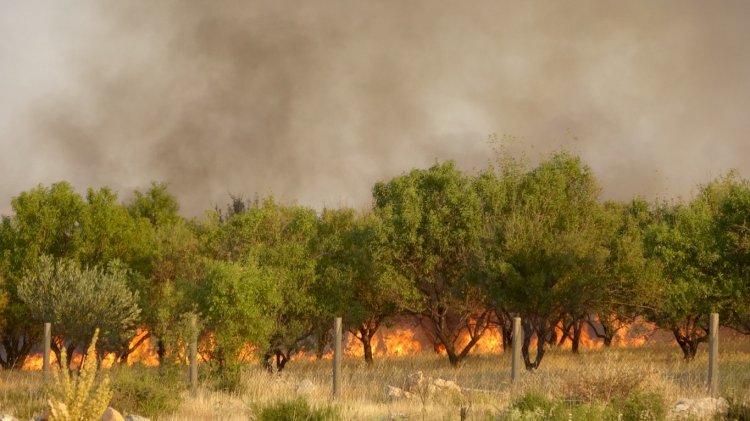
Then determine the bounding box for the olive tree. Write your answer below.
[18,255,140,367]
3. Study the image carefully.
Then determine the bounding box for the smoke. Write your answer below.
[2,0,750,214]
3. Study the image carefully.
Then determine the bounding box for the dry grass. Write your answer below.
[2,339,749,420]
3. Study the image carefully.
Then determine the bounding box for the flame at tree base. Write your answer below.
[21,318,659,370]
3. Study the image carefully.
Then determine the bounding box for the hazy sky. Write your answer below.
[2,1,749,215]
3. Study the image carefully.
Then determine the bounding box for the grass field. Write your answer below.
[2,340,749,420]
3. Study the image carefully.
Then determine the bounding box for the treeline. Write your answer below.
[1,151,749,372]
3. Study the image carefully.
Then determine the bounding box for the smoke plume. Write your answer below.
[2,0,750,214]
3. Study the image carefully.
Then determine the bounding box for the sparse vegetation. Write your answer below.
[109,364,185,419]
[254,397,339,421]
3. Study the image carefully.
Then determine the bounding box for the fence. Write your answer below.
[38,313,729,399]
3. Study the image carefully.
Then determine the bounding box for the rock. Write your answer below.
[405,372,425,390]
[296,379,316,395]
[385,385,415,401]
[0,415,19,421]
[433,378,462,394]
[101,407,125,421]
[124,416,151,421]
[671,397,729,419]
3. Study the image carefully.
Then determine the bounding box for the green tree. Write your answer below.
[0,182,85,368]
[587,199,661,347]
[125,183,199,365]
[373,162,488,367]
[713,172,750,333]
[315,209,417,365]
[203,198,320,371]
[644,188,726,360]
[18,256,141,367]
[193,259,280,368]
[483,152,609,369]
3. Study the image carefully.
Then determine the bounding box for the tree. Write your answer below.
[713,172,750,333]
[644,183,727,360]
[125,183,199,364]
[587,199,661,347]
[202,198,320,371]
[193,259,280,369]
[315,209,417,365]
[0,182,85,368]
[483,152,609,369]
[373,162,489,367]
[18,256,141,367]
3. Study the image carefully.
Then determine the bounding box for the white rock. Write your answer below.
[671,397,729,419]
[433,378,462,394]
[385,385,415,401]
[296,379,316,395]
[101,407,125,421]
[0,415,19,421]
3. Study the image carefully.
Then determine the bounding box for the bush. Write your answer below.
[512,391,554,413]
[619,391,666,421]
[562,365,642,404]
[201,360,245,394]
[255,398,339,421]
[499,389,666,421]
[110,365,184,419]
[724,397,750,421]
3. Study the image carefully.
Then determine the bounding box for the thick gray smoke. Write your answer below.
[2,1,750,214]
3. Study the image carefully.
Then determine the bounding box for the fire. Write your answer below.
[22,328,160,371]
[21,318,660,370]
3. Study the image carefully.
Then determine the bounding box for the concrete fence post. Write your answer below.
[511,317,522,383]
[708,312,719,396]
[333,317,342,398]
[189,314,199,395]
[43,322,51,380]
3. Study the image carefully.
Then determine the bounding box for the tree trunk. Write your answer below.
[571,319,583,354]
[362,333,374,365]
[521,318,548,370]
[0,334,33,369]
[157,338,166,366]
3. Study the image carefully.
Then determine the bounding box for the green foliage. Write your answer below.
[18,256,140,359]
[201,198,320,369]
[109,365,184,418]
[255,397,339,421]
[315,209,417,363]
[48,329,112,421]
[373,161,487,365]
[194,259,280,366]
[481,151,610,368]
[620,391,666,421]
[500,389,666,421]
[512,391,555,413]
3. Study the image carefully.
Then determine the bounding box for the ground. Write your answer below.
[1,341,749,420]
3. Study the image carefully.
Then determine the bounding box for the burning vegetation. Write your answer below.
[2,151,750,375]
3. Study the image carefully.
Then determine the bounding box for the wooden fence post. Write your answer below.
[189,314,198,395]
[333,317,342,398]
[708,312,719,396]
[511,317,522,383]
[43,322,51,380]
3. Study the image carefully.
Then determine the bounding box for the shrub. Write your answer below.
[255,397,339,421]
[109,365,184,419]
[619,391,666,421]
[47,329,112,421]
[201,360,245,394]
[512,391,554,413]
[724,397,750,421]
[561,365,642,404]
